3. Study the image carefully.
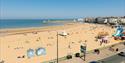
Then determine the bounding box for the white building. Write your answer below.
[120,18,125,24]
[108,18,118,24]
[96,17,108,24]
[104,19,108,24]
[77,18,84,21]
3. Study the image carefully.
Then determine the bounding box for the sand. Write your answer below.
[0,23,122,63]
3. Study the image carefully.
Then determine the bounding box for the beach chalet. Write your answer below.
[84,18,95,23]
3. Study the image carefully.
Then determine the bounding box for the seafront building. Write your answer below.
[77,18,84,22]
[120,18,125,24]
[108,17,125,25]
[84,17,96,23]
[95,17,108,24]
[83,16,125,25]
[108,18,118,24]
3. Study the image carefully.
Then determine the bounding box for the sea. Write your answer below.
[0,19,74,29]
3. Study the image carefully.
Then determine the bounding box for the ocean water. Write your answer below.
[0,19,74,29]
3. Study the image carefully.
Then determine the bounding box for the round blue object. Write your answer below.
[27,49,34,58]
[36,48,46,56]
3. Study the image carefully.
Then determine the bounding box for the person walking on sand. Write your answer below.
[103,36,108,44]
[99,38,103,46]
[109,46,114,52]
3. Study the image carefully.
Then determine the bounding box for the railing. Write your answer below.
[42,56,66,63]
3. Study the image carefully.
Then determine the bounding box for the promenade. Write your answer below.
[59,42,125,63]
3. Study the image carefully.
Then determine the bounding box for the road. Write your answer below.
[59,43,125,63]
[99,49,125,63]
[99,55,125,63]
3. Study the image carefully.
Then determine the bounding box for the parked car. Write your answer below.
[89,61,100,63]
[118,51,125,57]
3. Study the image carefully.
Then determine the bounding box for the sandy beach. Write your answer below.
[0,23,122,63]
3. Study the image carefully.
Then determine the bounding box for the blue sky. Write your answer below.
[0,0,125,19]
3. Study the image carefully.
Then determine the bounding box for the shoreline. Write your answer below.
[0,20,75,30]
[0,22,80,36]
[0,21,77,31]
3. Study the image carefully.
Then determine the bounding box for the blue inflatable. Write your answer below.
[113,26,124,37]
[36,47,46,56]
[27,49,34,58]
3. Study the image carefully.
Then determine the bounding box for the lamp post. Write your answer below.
[56,31,68,63]
[57,32,59,63]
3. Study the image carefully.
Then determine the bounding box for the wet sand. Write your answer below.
[0,23,121,63]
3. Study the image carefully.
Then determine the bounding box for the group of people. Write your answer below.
[109,45,119,52]
[98,36,109,46]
